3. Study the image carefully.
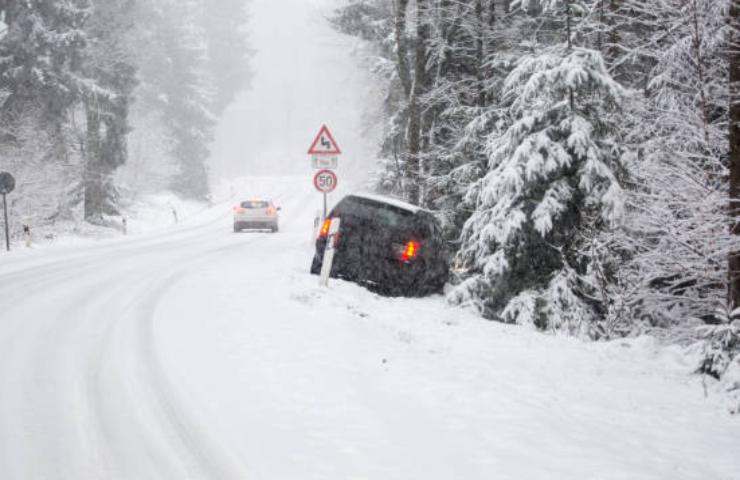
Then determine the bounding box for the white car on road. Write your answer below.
[233,199,280,233]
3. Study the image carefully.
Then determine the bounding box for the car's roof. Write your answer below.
[349,192,424,214]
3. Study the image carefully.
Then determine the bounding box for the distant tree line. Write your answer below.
[333,0,740,408]
[0,0,251,222]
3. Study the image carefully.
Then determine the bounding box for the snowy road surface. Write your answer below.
[1,177,739,480]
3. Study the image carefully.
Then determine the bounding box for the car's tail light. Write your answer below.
[266,207,276,215]
[396,240,420,262]
[233,207,245,214]
[319,218,332,238]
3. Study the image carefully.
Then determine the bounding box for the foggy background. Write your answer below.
[211,0,381,187]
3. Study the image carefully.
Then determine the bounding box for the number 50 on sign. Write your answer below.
[313,170,337,193]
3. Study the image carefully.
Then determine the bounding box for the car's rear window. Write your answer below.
[241,201,269,209]
[334,196,423,230]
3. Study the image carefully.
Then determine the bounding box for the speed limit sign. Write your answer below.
[313,169,337,193]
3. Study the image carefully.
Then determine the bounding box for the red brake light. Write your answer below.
[319,218,332,238]
[233,206,245,214]
[400,241,420,261]
[266,207,276,215]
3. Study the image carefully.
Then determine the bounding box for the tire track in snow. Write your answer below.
[0,178,311,478]
[88,239,271,479]
[2,236,270,478]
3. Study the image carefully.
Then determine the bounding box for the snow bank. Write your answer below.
[0,191,208,255]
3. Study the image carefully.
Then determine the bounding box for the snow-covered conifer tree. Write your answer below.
[81,0,138,219]
[450,1,628,336]
[137,0,216,200]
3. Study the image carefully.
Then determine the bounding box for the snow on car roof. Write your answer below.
[350,192,423,213]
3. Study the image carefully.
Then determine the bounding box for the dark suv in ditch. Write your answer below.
[310,193,449,296]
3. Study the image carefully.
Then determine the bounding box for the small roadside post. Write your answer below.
[308,125,341,220]
[319,217,341,287]
[0,172,15,252]
[23,225,31,248]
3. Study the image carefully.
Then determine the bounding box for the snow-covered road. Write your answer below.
[1,177,739,480]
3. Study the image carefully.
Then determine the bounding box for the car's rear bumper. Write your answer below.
[311,248,447,296]
[234,215,277,223]
[235,220,278,229]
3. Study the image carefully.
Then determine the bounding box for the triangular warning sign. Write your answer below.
[308,125,342,155]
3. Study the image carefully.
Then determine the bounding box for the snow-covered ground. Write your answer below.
[0,176,739,480]
[1,1,738,478]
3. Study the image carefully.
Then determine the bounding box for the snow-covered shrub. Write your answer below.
[696,307,740,414]
[723,358,740,415]
[697,308,740,380]
[450,45,629,338]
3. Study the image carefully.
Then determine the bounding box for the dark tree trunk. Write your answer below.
[729,0,740,308]
[475,0,486,108]
[395,0,412,97]
[84,103,103,220]
[406,0,429,205]
[607,0,620,64]
[691,0,710,145]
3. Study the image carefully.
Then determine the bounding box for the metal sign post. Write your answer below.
[2,193,8,252]
[0,172,15,252]
[314,168,338,218]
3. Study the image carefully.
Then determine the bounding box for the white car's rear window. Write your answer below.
[241,201,270,209]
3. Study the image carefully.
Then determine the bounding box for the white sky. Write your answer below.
[210,0,381,186]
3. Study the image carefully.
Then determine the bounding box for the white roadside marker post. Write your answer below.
[23,225,31,248]
[319,217,341,287]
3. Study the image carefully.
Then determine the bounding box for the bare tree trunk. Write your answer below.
[406,0,429,205]
[691,0,711,146]
[566,0,575,111]
[84,103,103,220]
[729,0,740,308]
[597,0,604,52]
[475,0,486,108]
[395,0,412,97]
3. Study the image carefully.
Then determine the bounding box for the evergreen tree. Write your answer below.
[82,0,138,219]
[138,0,215,200]
[450,41,627,336]
[0,0,93,159]
[201,0,253,116]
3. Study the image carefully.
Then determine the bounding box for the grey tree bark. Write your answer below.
[83,103,103,220]
[729,0,740,308]
[405,0,429,205]
[394,0,412,97]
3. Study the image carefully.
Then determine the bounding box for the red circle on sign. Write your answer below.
[313,169,338,193]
